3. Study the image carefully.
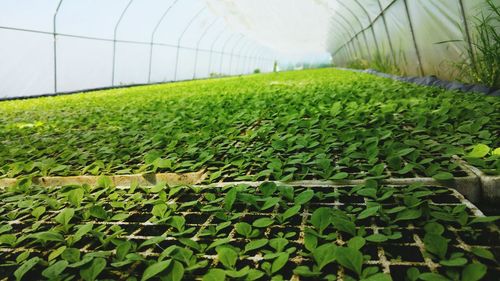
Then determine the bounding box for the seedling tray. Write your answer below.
[0,180,498,281]
[461,163,500,204]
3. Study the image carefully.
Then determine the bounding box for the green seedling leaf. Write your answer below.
[468,144,490,158]
[269,238,289,252]
[235,222,252,238]
[207,238,230,250]
[294,189,314,205]
[281,205,301,221]
[470,247,495,261]
[331,217,356,236]
[312,243,337,270]
[224,187,238,211]
[440,257,467,266]
[469,216,500,224]
[216,246,238,269]
[419,272,450,281]
[89,205,107,220]
[293,266,321,277]
[54,208,75,226]
[347,236,365,250]
[48,246,67,262]
[365,234,388,243]
[395,208,422,222]
[68,188,85,207]
[31,206,46,220]
[202,269,226,281]
[163,260,184,281]
[357,206,380,220]
[62,248,81,263]
[42,260,68,279]
[261,197,280,210]
[80,257,106,281]
[260,182,277,197]
[169,216,185,232]
[14,257,40,281]
[252,218,274,228]
[461,263,487,281]
[244,239,268,253]
[271,252,289,273]
[432,172,454,181]
[423,233,449,260]
[331,172,348,180]
[311,207,331,234]
[336,247,363,276]
[141,260,172,281]
[424,222,444,235]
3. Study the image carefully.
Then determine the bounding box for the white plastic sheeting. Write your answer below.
[0,0,497,98]
[0,0,276,98]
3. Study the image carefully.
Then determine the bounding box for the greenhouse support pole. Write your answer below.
[457,0,476,69]
[403,0,424,76]
[111,0,134,86]
[207,28,226,76]
[228,36,246,75]
[219,34,240,74]
[331,17,360,58]
[147,0,179,83]
[353,0,381,57]
[173,7,206,81]
[336,12,364,58]
[53,0,64,93]
[193,18,218,79]
[376,0,396,65]
[338,1,372,61]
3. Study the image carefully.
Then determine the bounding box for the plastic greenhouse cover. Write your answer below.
[0,0,497,98]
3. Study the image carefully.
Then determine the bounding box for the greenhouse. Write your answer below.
[0,0,499,280]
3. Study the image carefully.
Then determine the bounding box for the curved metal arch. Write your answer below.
[207,27,227,74]
[173,6,207,80]
[376,0,396,63]
[147,0,179,83]
[330,17,361,58]
[228,36,247,74]
[353,0,381,57]
[111,0,134,86]
[334,12,365,58]
[53,0,64,93]
[337,0,371,60]
[219,33,242,74]
[237,40,254,74]
[192,18,219,79]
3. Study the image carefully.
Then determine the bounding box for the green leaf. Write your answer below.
[492,147,500,156]
[244,239,268,253]
[282,205,301,221]
[294,190,314,205]
[468,144,490,158]
[141,260,171,281]
[423,233,449,260]
[48,246,67,262]
[42,260,68,279]
[310,207,331,234]
[336,247,363,276]
[362,273,393,281]
[347,236,365,250]
[224,188,237,211]
[54,208,75,226]
[331,172,348,180]
[235,222,252,237]
[395,208,422,222]
[469,216,500,224]
[68,188,85,207]
[461,263,487,281]
[163,260,184,281]
[357,206,380,220]
[440,257,467,266]
[271,252,289,273]
[365,234,388,243]
[252,218,274,228]
[89,205,107,220]
[31,206,46,220]
[432,172,453,181]
[80,257,106,281]
[202,269,226,281]
[62,248,81,263]
[470,247,495,261]
[14,257,40,281]
[260,182,277,197]
[261,197,280,210]
[418,273,449,281]
[312,243,337,270]
[216,247,238,269]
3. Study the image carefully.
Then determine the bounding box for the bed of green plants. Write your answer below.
[0,68,499,181]
[0,179,498,280]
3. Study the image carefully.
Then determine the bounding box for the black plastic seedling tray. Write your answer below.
[0,182,498,281]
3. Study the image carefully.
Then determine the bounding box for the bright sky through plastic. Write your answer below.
[205,0,336,62]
